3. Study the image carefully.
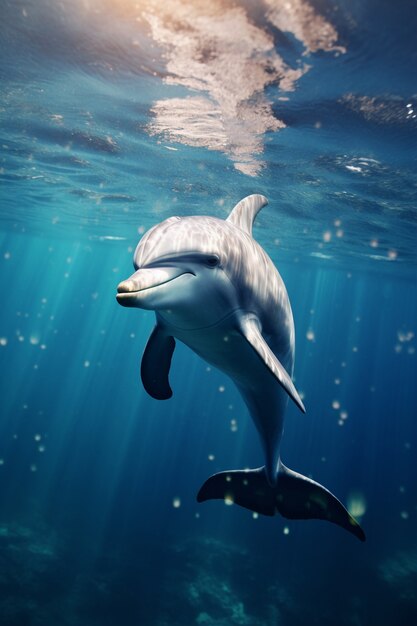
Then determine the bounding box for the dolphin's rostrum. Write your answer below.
[116,195,365,542]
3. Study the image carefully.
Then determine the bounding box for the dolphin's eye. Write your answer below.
[206,255,220,268]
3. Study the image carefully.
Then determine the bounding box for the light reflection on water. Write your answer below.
[0,0,416,272]
[144,0,343,175]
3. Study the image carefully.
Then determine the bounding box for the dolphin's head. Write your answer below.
[116,215,241,329]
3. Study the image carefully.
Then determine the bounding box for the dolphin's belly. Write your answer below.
[171,322,269,387]
[173,319,285,406]
[169,319,289,473]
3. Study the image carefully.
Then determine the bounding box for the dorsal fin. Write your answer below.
[226,194,268,236]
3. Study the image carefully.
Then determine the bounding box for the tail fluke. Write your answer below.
[197,464,365,542]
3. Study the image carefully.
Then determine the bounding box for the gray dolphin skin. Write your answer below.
[116,195,365,542]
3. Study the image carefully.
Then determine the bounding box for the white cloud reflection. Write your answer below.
[143,0,344,176]
[265,0,346,54]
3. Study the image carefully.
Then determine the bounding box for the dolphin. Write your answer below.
[116,194,365,541]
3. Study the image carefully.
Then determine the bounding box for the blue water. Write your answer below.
[1,1,416,624]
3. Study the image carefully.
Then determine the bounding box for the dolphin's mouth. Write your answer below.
[116,267,193,306]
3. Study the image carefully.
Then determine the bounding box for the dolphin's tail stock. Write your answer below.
[197,463,365,542]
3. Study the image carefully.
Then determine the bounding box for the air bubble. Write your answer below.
[347,492,366,518]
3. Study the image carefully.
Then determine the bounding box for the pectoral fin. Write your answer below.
[141,324,175,400]
[239,316,305,413]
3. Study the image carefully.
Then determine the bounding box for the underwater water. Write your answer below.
[1,0,417,624]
